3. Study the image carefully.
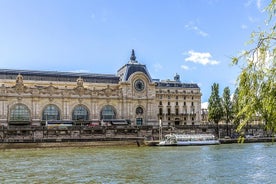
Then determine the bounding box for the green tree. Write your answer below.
[208,83,223,136]
[232,88,241,127]
[222,87,233,136]
[232,0,276,133]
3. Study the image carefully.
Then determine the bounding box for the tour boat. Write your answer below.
[157,133,220,146]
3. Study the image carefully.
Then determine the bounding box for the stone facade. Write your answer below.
[0,50,201,127]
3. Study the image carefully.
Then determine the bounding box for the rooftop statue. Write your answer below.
[16,73,24,85]
[130,49,137,63]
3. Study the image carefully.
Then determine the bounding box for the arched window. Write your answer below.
[101,105,116,120]
[42,105,60,120]
[72,105,89,121]
[167,108,171,115]
[175,108,179,115]
[10,104,30,121]
[159,108,163,115]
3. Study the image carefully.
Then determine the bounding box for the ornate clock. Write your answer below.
[134,79,145,91]
[136,107,144,115]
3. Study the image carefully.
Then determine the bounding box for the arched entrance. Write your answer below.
[175,118,180,126]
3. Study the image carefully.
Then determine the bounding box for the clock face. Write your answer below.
[134,79,145,91]
[136,107,144,115]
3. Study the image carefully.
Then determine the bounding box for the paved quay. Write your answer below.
[1,136,275,149]
[219,137,275,144]
[0,125,274,149]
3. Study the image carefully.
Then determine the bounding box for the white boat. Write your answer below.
[158,134,220,146]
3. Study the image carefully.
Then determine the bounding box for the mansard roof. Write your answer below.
[155,80,199,88]
[118,63,152,82]
[117,49,152,82]
[0,69,119,84]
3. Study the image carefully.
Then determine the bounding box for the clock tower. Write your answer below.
[117,50,157,125]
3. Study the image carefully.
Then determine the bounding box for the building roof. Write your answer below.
[118,63,152,82]
[117,49,152,82]
[155,81,199,88]
[0,50,199,88]
[0,69,120,84]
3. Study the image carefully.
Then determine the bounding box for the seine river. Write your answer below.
[0,143,275,184]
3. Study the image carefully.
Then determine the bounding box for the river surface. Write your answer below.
[0,143,275,184]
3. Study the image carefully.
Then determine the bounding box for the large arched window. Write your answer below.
[72,105,89,121]
[101,105,116,120]
[10,104,30,121]
[42,105,60,120]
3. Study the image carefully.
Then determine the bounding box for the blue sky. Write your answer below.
[0,0,271,102]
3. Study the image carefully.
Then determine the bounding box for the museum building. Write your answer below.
[0,50,201,127]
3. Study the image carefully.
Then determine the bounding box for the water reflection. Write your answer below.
[0,144,275,183]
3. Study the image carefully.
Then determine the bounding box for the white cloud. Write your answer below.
[229,79,237,86]
[201,102,208,109]
[90,10,109,22]
[241,24,248,29]
[245,0,264,12]
[184,50,219,65]
[153,63,163,72]
[230,93,235,101]
[185,22,208,37]
[70,70,91,73]
[244,0,254,7]
[256,0,261,9]
[256,0,264,12]
[248,16,259,23]
[91,13,96,19]
[181,65,190,70]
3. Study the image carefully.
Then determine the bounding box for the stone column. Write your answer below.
[63,99,70,120]
[91,99,98,120]
[0,98,8,126]
[0,98,7,119]
[31,98,41,125]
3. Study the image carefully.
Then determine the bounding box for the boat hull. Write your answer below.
[157,134,220,146]
[158,140,220,146]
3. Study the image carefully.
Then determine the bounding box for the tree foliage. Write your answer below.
[222,87,233,123]
[222,87,233,135]
[208,83,223,135]
[232,88,242,127]
[232,0,276,132]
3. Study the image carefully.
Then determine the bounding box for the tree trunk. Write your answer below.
[215,122,219,137]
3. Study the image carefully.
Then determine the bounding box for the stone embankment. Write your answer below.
[0,125,273,149]
[219,137,275,144]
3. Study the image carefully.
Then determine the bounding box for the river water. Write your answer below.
[0,143,275,184]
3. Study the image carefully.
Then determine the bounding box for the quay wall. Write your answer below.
[0,140,141,149]
[0,125,273,148]
[0,125,218,143]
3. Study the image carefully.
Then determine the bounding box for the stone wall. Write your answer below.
[0,124,270,143]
